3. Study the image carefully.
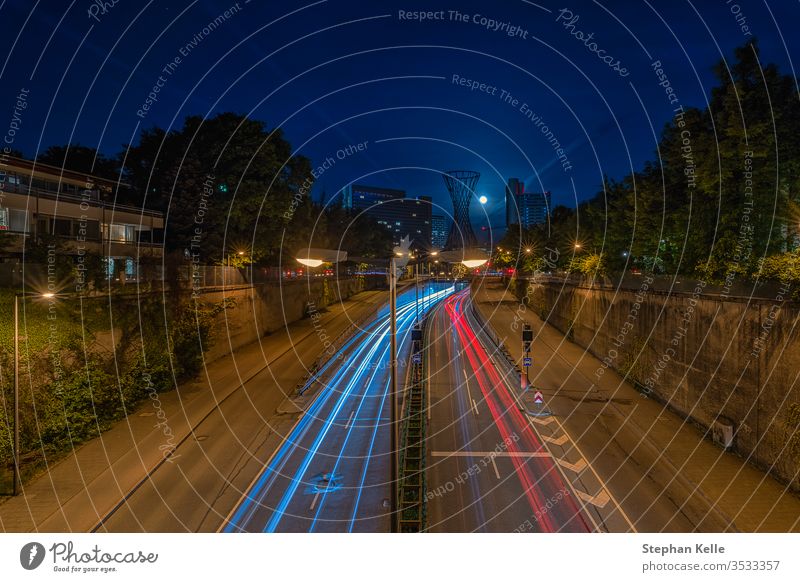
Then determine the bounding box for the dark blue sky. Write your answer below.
[1,0,797,231]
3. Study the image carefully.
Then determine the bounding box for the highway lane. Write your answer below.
[471,280,709,532]
[223,283,455,532]
[93,290,387,532]
[426,289,591,532]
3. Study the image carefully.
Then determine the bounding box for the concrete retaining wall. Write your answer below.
[199,276,384,362]
[515,278,800,488]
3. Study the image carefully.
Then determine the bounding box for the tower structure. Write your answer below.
[442,170,480,250]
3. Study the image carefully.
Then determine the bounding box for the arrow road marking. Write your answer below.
[556,458,587,474]
[542,434,569,446]
[575,488,611,509]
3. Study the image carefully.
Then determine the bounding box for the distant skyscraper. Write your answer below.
[505,178,551,227]
[339,184,431,248]
[431,215,448,249]
[505,177,525,227]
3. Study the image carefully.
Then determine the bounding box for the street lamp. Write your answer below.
[478,195,488,205]
[295,248,347,269]
[12,291,56,495]
[461,259,488,268]
[388,256,398,532]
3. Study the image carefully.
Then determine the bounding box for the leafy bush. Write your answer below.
[758,252,800,283]
[568,252,607,276]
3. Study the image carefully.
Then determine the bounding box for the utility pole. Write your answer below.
[389,257,398,532]
[414,262,419,325]
[13,294,19,496]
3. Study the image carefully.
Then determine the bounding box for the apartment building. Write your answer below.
[0,155,163,283]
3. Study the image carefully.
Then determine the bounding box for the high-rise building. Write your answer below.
[339,184,431,249]
[505,178,551,227]
[431,215,448,249]
[505,177,525,227]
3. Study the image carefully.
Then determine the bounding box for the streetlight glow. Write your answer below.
[478,195,488,205]
[296,258,324,268]
[462,259,488,268]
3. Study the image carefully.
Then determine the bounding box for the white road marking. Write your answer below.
[556,458,587,474]
[491,455,501,479]
[529,416,555,426]
[543,434,569,446]
[549,415,637,531]
[431,451,551,458]
[345,411,355,429]
[463,369,478,416]
[575,488,611,509]
[309,492,320,510]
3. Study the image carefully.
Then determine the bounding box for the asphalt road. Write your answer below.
[426,289,592,532]
[470,280,727,532]
[222,283,455,532]
[94,289,388,532]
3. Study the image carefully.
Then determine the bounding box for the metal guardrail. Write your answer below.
[468,295,520,379]
[397,339,426,533]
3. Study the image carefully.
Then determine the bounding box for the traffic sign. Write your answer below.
[412,353,421,364]
[523,357,532,367]
[533,390,544,405]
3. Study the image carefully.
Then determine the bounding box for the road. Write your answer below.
[470,280,730,532]
[222,283,455,532]
[89,290,387,532]
[426,289,593,532]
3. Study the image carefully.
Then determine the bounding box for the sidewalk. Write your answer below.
[0,289,386,532]
[473,280,800,532]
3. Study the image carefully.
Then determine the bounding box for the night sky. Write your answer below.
[1,0,797,234]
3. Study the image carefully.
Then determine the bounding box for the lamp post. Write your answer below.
[389,257,398,532]
[12,291,54,495]
[12,294,19,496]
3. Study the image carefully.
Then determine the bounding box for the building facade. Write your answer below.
[340,184,432,249]
[0,156,164,283]
[505,177,551,228]
[431,214,448,249]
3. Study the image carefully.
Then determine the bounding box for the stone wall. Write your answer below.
[516,277,800,488]
[199,276,384,362]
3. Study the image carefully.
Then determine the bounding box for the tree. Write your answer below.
[37,145,118,180]
[123,113,313,265]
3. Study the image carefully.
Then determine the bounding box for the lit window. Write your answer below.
[106,224,135,242]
